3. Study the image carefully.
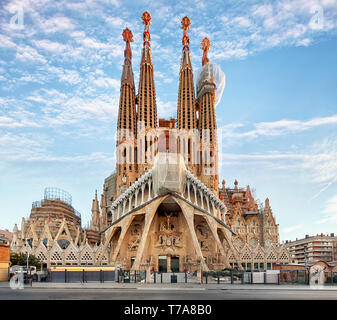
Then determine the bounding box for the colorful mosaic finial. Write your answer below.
[201,37,210,66]
[181,16,191,48]
[142,11,152,44]
[122,28,133,43]
[122,28,133,60]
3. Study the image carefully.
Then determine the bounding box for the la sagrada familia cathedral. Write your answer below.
[11,12,290,272]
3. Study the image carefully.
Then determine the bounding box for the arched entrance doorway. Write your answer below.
[152,197,187,273]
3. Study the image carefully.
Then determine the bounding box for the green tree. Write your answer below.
[10,253,41,269]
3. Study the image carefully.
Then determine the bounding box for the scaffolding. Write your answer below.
[195,62,226,107]
[31,187,81,218]
[44,187,72,206]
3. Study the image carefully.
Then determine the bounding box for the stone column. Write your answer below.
[135,189,139,207]
[193,185,198,205]
[147,179,152,201]
[200,191,204,209]
[167,255,171,273]
[141,184,145,204]
[187,180,191,201]
[129,196,132,212]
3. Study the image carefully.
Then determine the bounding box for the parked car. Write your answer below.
[10,265,37,277]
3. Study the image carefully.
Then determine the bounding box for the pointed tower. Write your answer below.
[197,38,218,195]
[137,11,158,177]
[90,190,101,231]
[100,192,107,229]
[177,16,198,174]
[116,28,138,197]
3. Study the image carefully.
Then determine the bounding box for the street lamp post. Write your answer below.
[27,252,29,270]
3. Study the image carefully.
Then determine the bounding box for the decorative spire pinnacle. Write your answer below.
[200,37,210,66]
[181,16,191,49]
[122,28,133,60]
[142,11,152,44]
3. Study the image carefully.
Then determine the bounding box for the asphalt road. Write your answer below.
[1,287,337,300]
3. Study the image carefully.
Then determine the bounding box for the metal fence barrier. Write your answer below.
[48,268,337,285]
[48,268,116,283]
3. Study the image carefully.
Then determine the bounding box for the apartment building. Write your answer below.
[285,233,337,264]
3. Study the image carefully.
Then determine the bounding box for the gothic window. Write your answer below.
[265,239,273,247]
[27,238,33,248]
[234,237,243,249]
[249,238,258,248]
[266,251,277,261]
[254,252,264,261]
[66,251,77,262]
[57,239,70,249]
[51,251,62,262]
[228,252,236,262]
[241,252,252,261]
[37,252,47,262]
[279,252,289,262]
[81,252,93,264]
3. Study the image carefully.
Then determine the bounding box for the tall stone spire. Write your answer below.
[137,11,158,177]
[197,38,218,195]
[177,16,197,175]
[117,28,137,139]
[91,190,101,231]
[100,192,107,229]
[116,28,137,197]
[177,16,197,131]
[137,11,157,130]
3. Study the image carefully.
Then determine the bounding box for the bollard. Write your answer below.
[264,272,266,284]
[161,272,163,283]
[277,273,280,285]
[135,270,137,283]
[231,271,234,284]
[205,272,208,284]
[251,271,253,284]
[154,272,156,284]
[217,272,220,284]
[65,269,67,283]
[185,271,187,283]
[82,269,85,283]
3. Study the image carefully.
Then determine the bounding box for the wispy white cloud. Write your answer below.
[15,45,47,63]
[316,194,337,224]
[218,114,337,140]
[32,39,70,54]
[283,224,304,233]
[157,99,176,118]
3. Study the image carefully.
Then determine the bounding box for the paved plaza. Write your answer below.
[1,282,337,300]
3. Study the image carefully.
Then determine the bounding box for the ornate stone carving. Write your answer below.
[195,224,210,251]
[155,213,182,249]
[127,223,142,251]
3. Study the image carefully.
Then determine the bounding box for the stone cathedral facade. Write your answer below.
[11,12,290,272]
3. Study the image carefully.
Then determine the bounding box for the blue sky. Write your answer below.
[0,0,337,242]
